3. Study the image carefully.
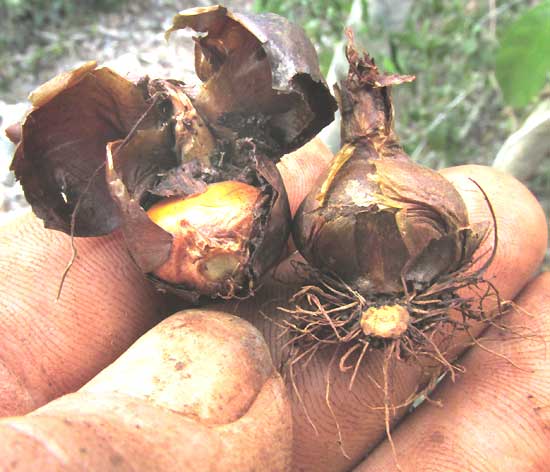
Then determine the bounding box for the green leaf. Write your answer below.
[381,56,398,74]
[496,0,550,107]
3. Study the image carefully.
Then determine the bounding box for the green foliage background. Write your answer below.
[495,0,550,107]
[255,0,547,169]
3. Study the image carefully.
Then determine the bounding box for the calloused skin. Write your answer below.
[0,139,548,471]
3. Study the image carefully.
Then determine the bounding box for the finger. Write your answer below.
[0,310,292,471]
[441,164,547,320]
[5,122,22,144]
[357,272,550,471]
[0,213,167,417]
[277,138,334,216]
[277,138,334,254]
[227,165,547,471]
[416,164,549,366]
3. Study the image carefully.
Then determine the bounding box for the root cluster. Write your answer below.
[278,253,509,468]
[281,250,507,383]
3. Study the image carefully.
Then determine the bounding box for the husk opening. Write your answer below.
[11,5,337,300]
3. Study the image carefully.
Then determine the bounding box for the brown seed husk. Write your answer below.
[167,5,337,154]
[11,62,156,236]
[294,146,485,293]
[293,38,485,294]
[10,6,336,301]
[106,105,291,301]
[283,35,506,451]
[280,42,507,470]
[102,77,292,301]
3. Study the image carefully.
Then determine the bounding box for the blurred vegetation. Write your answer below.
[254,0,546,170]
[495,0,550,107]
[0,0,126,92]
[0,0,123,38]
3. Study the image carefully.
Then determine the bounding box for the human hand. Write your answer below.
[0,139,547,471]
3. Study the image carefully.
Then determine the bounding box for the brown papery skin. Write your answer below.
[147,181,261,294]
[293,45,477,294]
[277,138,335,217]
[294,147,475,293]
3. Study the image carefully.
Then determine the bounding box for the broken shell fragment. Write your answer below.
[102,77,292,301]
[11,62,155,236]
[167,5,337,155]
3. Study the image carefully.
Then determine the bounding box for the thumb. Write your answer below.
[0,310,292,471]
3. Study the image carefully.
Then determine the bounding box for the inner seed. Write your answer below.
[146,180,260,291]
